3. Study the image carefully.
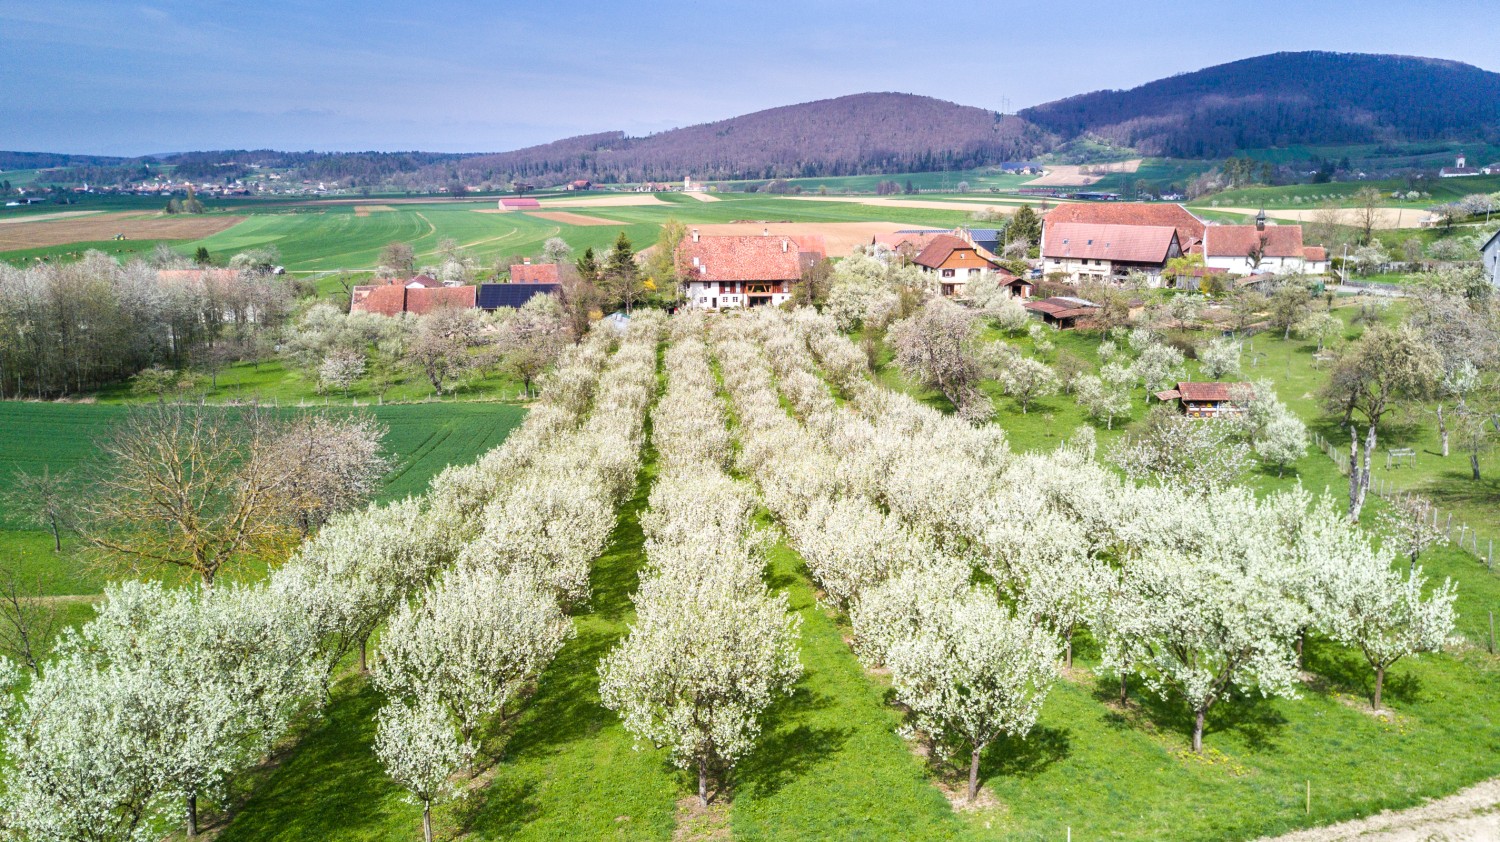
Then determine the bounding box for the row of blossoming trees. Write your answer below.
[0,303,1466,837]
[704,307,1456,802]
[0,313,663,842]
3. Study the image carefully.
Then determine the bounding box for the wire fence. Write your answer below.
[1310,431,1496,570]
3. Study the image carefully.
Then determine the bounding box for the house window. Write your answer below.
[968,268,979,276]
[941,269,955,278]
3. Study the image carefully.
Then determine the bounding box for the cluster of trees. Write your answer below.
[0,251,291,398]
[601,318,801,803]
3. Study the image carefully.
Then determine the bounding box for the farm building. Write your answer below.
[566,180,592,191]
[912,234,1002,297]
[1199,216,1328,275]
[351,280,475,316]
[477,282,560,311]
[1155,381,1250,418]
[1041,222,1182,284]
[1042,202,1207,254]
[510,261,561,284]
[871,230,946,262]
[676,230,823,310]
[498,197,542,210]
[1482,229,1500,289]
[1024,296,1099,329]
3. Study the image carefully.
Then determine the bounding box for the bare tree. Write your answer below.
[1352,187,1384,245]
[0,561,60,673]
[3,467,75,552]
[379,242,416,277]
[82,406,308,588]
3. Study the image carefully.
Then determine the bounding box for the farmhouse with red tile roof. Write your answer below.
[1042,203,1206,254]
[350,277,475,315]
[1023,295,1100,330]
[1041,222,1182,284]
[1202,221,1329,275]
[676,229,823,310]
[510,261,561,284]
[911,234,1005,298]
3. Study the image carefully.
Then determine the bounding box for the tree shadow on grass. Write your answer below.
[1091,672,1288,753]
[217,681,403,842]
[976,724,1072,786]
[1304,639,1425,708]
[451,770,539,839]
[732,685,849,800]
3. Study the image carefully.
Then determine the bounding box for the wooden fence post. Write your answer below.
[1489,611,1494,655]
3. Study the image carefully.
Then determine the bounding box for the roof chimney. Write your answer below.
[763,227,769,237]
[691,228,699,243]
[522,257,531,264]
[781,238,789,253]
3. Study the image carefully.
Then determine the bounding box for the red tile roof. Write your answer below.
[405,274,442,288]
[511,263,561,284]
[405,285,476,315]
[676,234,805,282]
[1303,246,1328,262]
[355,282,407,316]
[500,197,541,208]
[1044,203,1205,247]
[1175,381,1249,402]
[1043,222,1180,264]
[873,232,944,252]
[1024,296,1099,320]
[912,234,999,270]
[1203,225,1305,259]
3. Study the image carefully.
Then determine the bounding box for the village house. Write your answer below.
[911,233,1002,297]
[1042,202,1208,255]
[351,275,475,315]
[676,230,823,310]
[1023,296,1099,329]
[1041,222,1183,284]
[566,179,592,191]
[1154,381,1250,418]
[1200,215,1329,275]
[509,260,561,284]
[1483,163,1500,176]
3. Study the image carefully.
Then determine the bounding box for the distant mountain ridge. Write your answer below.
[1019,52,1500,158]
[441,93,1052,185]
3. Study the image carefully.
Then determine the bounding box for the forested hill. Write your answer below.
[442,93,1053,184]
[1018,52,1500,158]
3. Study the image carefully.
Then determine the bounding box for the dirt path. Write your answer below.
[1213,207,1422,230]
[681,191,720,202]
[0,210,105,224]
[1259,778,1500,841]
[780,195,1037,213]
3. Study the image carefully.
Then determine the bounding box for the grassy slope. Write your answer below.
[1195,174,1500,210]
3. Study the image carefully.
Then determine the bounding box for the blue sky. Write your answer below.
[3,0,1497,156]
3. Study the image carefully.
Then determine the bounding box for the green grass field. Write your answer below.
[1195,175,1500,210]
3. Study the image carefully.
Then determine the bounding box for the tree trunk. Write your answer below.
[698,757,709,806]
[423,802,433,842]
[1348,427,1363,520]
[1065,638,1073,669]
[1297,630,1305,669]
[359,637,369,674]
[1120,671,1129,706]
[1361,425,1376,497]
[1473,453,1482,481]
[1373,664,1385,711]
[1192,708,1206,754]
[49,518,60,553]
[1437,404,1449,457]
[187,794,198,839]
[968,746,983,802]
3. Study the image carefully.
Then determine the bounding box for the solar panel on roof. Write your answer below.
[477,283,560,310]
